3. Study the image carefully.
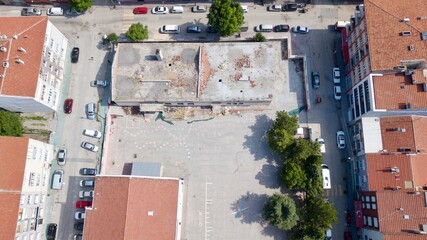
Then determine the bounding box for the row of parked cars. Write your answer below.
[159,24,309,34]
[133,5,248,15]
[21,7,79,16]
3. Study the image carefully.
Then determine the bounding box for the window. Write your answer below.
[372,203,377,209]
[373,217,378,227]
[371,196,376,202]
[363,216,367,224]
[366,203,371,209]
[34,194,39,204]
[20,195,26,205]
[367,216,372,226]
[27,194,32,205]
[29,173,36,186]
[40,194,45,204]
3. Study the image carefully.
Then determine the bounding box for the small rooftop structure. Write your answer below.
[111,42,280,107]
[131,162,163,177]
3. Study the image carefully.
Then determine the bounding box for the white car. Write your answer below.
[75,212,85,220]
[192,5,207,13]
[151,6,169,14]
[83,129,102,139]
[334,86,342,100]
[93,80,107,87]
[316,138,326,153]
[79,190,94,198]
[336,131,345,149]
[241,5,248,13]
[267,4,282,12]
[291,26,310,34]
[333,67,341,84]
[81,142,99,152]
[57,148,66,166]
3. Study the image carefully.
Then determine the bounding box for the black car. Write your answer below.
[187,25,202,33]
[74,222,84,231]
[80,168,97,176]
[71,47,79,63]
[283,3,298,11]
[312,71,320,88]
[46,223,57,240]
[274,24,290,32]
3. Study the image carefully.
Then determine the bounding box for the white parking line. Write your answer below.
[205,176,213,240]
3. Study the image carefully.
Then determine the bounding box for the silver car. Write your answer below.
[57,148,67,166]
[336,131,345,149]
[81,141,99,152]
[86,103,96,120]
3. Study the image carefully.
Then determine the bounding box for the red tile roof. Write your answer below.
[380,116,427,153]
[409,154,427,188]
[0,136,29,239]
[376,191,427,234]
[384,235,427,240]
[84,176,182,240]
[364,0,427,71]
[373,72,427,110]
[0,17,47,97]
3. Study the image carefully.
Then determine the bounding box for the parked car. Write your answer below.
[312,71,320,88]
[273,24,290,32]
[74,222,84,231]
[187,25,202,33]
[92,80,107,87]
[333,67,341,84]
[51,170,64,190]
[74,234,83,240]
[151,6,169,14]
[241,5,248,13]
[81,141,98,152]
[46,223,57,240]
[79,190,94,198]
[170,6,184,13]
[316,138,326,153]
[325,229,332,240]
[80,179,95,187]
[80,168,97,176]
[64,98,73,114]
[336,131,345,149]
[86,103,96,120]
[21,8,42,16]
[321,164,331,189]
[66,9,81,16]
[267,4,282,12]
[76,200,92,208]
[71,47,79,63]
[334,85,342,100]
[133,6,148,14]
[57,148,66,166]
[207,26,218,33]
[83,129,102,139]
[291,26,310,34]
[283,3,298,11]
[192,5,207,13]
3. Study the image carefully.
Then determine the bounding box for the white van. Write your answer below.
[51,170,64,190]
[47,7,64,16]
[170,6,184,14]
[159,25,180,34]
[255,24,273,32]
[321,164,331,189]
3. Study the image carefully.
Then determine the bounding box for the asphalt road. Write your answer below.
[0,2,358,239]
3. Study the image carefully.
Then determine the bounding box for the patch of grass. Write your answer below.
[23,128,51,143]
[23,116,47,121]
[31,123,46,126]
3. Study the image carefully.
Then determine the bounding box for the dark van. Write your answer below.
[283,3,298,11]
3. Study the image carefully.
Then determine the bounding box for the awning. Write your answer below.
[341,29,350,66]
[354,201,363,228]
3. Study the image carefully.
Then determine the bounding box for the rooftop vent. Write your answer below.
[401,31,412,36]
[418,16,426,20]
[403,214,410,220]
[0,46,6,52]
[397,65,407,72]
[421,32,427,40]
[390,167,400,173]
[0,74,4,78]
[12,34,18,40]
[147,211,154,216]
[398,147,411,152]
[155,49,163,61]
[406,103,412,109]
[15,58,24,64]
[2,61,9,68]
[408,45,415,51]
[402,18,410,22]
[18,47,27,53]
[401,128,406,132]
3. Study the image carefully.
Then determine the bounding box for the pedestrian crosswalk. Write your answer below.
[324,184,345,197]
[122,12,134,32]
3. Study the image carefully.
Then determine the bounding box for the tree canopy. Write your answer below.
[107,33,119,46]
[126,23,149,42]
[69,0,92,12]
[207,0,245,37]
[254,32,266,42]
[262,193,299,230]
[281,162,307,190]
[303,196,338,231]
[0,110,24,136]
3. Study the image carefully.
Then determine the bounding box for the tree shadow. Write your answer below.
[243,114,277,163]
[230,191,287,240]
[255,163,283,189]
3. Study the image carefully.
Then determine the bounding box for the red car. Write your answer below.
[64,98,73,114]
[133,7,148,14]
[76,200,92,208]
[344,231,352,240]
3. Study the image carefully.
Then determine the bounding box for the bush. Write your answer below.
[126,23,149,42]
[107,33,119,46]
[0,110,24,136]
[254,32,266,42]
[262,193,299,230]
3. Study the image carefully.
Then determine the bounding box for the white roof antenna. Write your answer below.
[15,58,25,64]
[18,47,27,53]
[13,34,18,39]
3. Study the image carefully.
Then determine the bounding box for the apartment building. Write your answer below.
[0,136,54,240]
[342,0,427,122]
[0,16,69,112]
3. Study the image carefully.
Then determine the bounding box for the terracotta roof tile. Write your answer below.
[409,154,427,188]
[0,136,29,239]
[0,16,47,97]
[376,191,427,233]
[384,235,427,240]
[364,0,427,71]
[372,72,427,110]
[84,176,181,240]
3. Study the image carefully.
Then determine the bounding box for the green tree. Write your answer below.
[270,111,299,135]
[303,155,323,197]
[303,196,338,231]
[107,33,119,46]
[207,0,244,37]
[281,162,307,190]
[267,111,298,154]
[0,110,24,136]
[69,0,92,12]
[254,32,266,42]
[126,23,149,42]
[286,138,320,161]
[262,193,299,230]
